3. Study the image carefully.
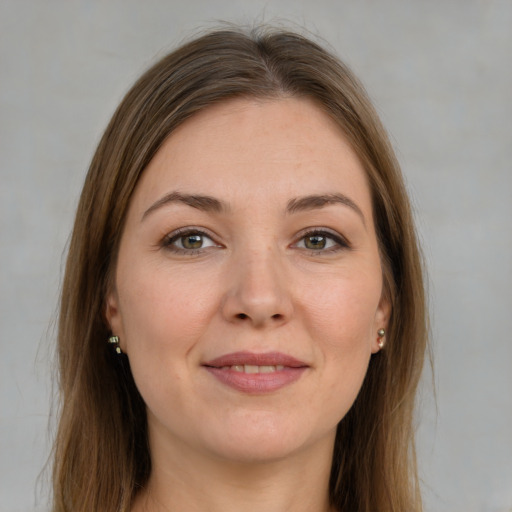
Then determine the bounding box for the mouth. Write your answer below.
[213,364,287,373]
[202,351,309,394]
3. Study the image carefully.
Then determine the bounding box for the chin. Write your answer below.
[210,437,308,464]
[198,412,335,464]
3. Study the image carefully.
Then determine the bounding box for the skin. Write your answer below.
[106,97,389,512]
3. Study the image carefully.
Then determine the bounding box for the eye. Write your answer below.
[294,230,349,252]
[163,229,219,253]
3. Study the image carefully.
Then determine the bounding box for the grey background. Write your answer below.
[1,0,511,511]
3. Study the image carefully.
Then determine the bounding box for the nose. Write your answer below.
[221,247,293,328]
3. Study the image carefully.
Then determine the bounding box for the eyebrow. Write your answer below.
[286,193,366,226]
[142,191,365,225]
[141,192,227,221]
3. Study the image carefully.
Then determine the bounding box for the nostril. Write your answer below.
[233,312,285,322]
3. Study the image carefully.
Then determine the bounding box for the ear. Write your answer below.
[371,294,391,354]
[105,288,125,346]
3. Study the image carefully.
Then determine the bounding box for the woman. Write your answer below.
[52,26,428,512]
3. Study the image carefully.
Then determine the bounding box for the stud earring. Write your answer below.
[108,335,122,354]
[377,328,386,349]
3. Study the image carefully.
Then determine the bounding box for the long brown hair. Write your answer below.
[53,26,428,512]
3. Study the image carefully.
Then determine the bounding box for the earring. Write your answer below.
[377,328,386,349]
[108,335,122,354]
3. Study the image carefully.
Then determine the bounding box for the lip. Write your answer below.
[202,351,309,394]
[203,351,308,368]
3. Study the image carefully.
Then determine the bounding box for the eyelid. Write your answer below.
[160,226,349,255]
[162,226,222,253]
[292,227,351,251]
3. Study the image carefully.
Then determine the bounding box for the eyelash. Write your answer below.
[162,227,220,255]
[161,227,350,255]
[293,228,351,254]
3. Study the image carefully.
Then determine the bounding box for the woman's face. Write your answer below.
[107,97,389,464]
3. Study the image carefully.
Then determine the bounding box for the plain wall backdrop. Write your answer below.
[1,1,511,510]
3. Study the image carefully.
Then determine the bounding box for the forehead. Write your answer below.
[130,96,373,217]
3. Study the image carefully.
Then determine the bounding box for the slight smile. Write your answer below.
[202,351,309,394]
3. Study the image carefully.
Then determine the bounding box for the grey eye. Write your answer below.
[303,235,328,250]
[180,234,205,249]
[296,233,339,251]
[167,231,217,251]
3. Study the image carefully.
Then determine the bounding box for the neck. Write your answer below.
[132,428,336,512]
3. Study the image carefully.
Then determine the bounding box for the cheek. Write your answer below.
[301,271,381,348]
[116,267,218,417]
[117,262,219,359]
[298,271,381,412]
